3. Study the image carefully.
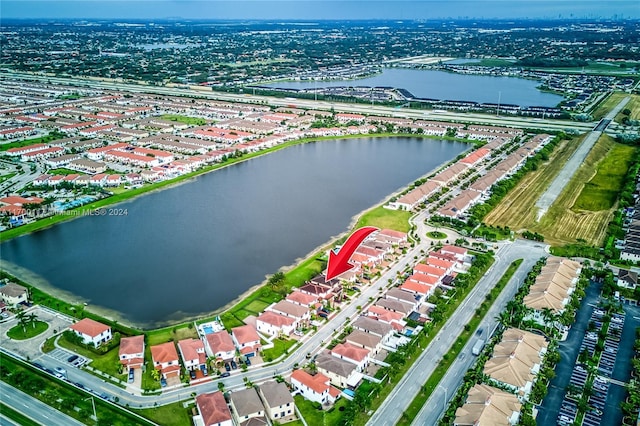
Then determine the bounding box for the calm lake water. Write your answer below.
[1,137,468,328]
[264,68,563,107]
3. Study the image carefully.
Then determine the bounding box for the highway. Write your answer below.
[535,96,630,219]
[0,380,85,426]
[366,239,548,426]
[1,71,596,134]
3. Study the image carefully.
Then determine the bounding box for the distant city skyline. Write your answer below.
[3,0,639,20]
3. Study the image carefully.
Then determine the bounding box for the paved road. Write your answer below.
[535,96,630,220]
[1,71,595,134]
[31,234,433,409]
[366,239,548,426]
[0,380,85,426]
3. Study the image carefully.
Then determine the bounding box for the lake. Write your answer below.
[1,137,469,328]
[263,68,563,107]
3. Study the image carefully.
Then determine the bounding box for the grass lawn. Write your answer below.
[146,325,198,347]
[295,394,348,425]
[591,92,627,121]
[573,141,636,211]
[0,132,65,152]
[261,338,298,362]
[355,205,412,233]
[426,231,447,239]
[57,333,124,379]
[133,401,193,426]
[161,114,207,126]
[6,320,48,340]
[48,168,83,175]
[141,346,161,392]
[616,93,640,121]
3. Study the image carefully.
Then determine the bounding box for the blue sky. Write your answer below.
[3,0,638,20]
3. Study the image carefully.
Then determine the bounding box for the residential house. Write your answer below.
[483,328,548,400]
[352,316,394,344]
[231,325,261,358]
[267,300,310,327]
[440,246,469,263]
[0,282,29,307]
[178,338,207,372]
[204,331,236,361]
[119,335,145,370]
[617,269,638,289]
[151,342,181,379]
[229,387,267,426]
[256,311,296,337]
[69,318,112,347]
[257,381,296,423]
[290,370,341,405]
[315,353,360,389]
[194,392,233,426]
[286,291,318,308]
[345,330,383,356]
[454,384,521,426]
[330,342,370,372]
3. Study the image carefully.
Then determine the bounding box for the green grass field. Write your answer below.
[262,338,298,362]
[355,205,412,233]
[161,114,207,126]
[592,92,627,121]
[57,333,125,379]
[132,401,193,426]
[6,320,48,340]
[573,141,636,211]
[295,395,348,425]
[616,93,640,122]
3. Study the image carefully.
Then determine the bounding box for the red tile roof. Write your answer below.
[291,369,331,395]
[151,342,179,365]
[178,338,204,362]
[119,335,144,357]
[69,318,110,338]
[258,311,295,327]
[232,325,260,345]
[206,331,235,354]
[331,342,369,362]
[196,392,232,426]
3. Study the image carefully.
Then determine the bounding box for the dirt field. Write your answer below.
[616,93,640,121]
[485,134,625,246]
[592,92,627,121]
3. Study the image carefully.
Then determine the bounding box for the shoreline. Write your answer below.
[0,133,472,330]
[0,132,476,243]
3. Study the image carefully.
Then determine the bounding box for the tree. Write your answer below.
[15,310,28,333]
[26,312,38,329]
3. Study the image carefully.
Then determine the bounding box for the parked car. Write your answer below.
[128,369,134,383]
[230,360,237,370]
[245,357,251,366]
[189,369,196,379]
[67,354,79,363]
[160,377,167,387]
[220,372,230,378]
[224,363,231,372]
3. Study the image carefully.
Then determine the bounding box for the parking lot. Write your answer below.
[47,347,87,369]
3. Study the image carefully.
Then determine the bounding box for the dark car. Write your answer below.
[32,362,43,369]
[67,355,79,363]
[245,357,251,366]
[230,360,237,370]
[220,372,230,378]
[128,369,134,383]
[160,377,167,387]
[189,369,196,379]
[224,363,231,372]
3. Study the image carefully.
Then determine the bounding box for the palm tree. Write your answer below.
[26,313,38,329]
[15,310,28,333]
[496,311,511,328]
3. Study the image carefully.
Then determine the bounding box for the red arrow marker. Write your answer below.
[326,226,379,281]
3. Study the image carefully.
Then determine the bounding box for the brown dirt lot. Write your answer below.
[485,134,619,246]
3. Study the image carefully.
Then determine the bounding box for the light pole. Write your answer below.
[84,396,97,423]
[496,91,501,117]
[438,384,448,411]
